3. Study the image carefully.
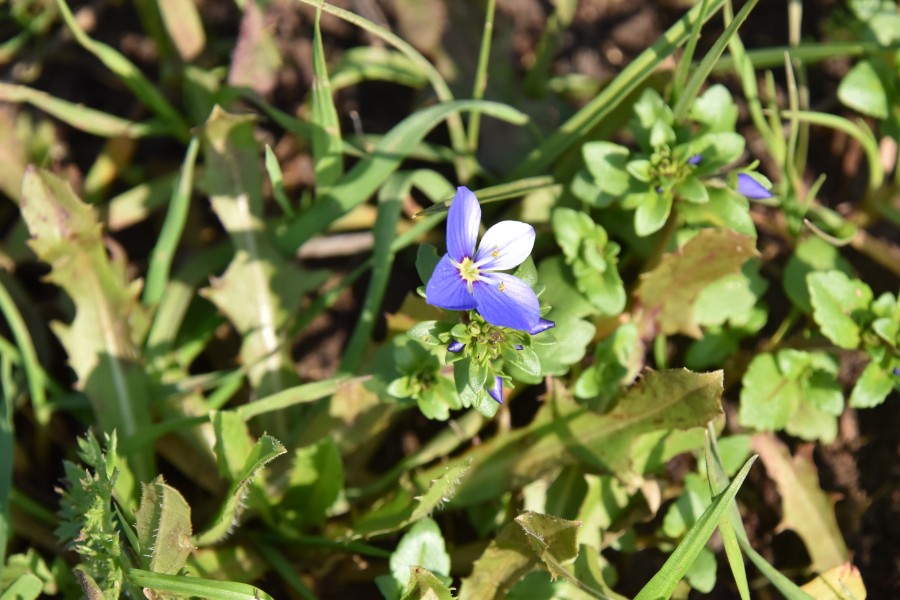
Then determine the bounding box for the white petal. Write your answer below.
[474,220,534,270]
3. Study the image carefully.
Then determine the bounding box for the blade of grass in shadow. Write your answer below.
[672,0,760,122]
[0,83,165,138]
[704,426,814,600]
[19,167,154,481]
[523,0,578,97]
[311,6,343,188]
[0,279,49,424]
[330,46,428,91]
[295,0,470,176]
[634,455,758,600]
[510,0,726,178]
[0,356,13,571]
[276,99,527,252]
[142,137,199,306]
[55,0,188,139]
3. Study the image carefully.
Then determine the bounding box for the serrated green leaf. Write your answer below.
[19,167,152,477]
[425,371,723,507]
[808,270,873,349]
[200,107,325,408]
[400,566,454,600]
[192,434,286,546]
[637,229,758,337]
[135,477,194,575]
[739,353,799,432]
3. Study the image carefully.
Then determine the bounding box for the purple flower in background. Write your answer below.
[736,173,772,199]
[687,153,703,165]
[488,376,504,404]
[426,187,541,331]
[447,340,465,353]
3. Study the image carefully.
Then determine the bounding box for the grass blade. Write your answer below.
[0,278,48,424]
[142,137,200,306]
[634,455,758,600]
[311,6,344,187]
[276,99,528,252]
[128,569,275,600]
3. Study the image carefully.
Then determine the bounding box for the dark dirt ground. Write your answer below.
[2,0,898,597]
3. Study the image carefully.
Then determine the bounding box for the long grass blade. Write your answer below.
[0,278,48,424]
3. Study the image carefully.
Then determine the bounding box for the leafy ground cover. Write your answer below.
[0,0,898,598]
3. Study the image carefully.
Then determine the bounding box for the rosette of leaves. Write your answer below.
[551,207,625,316]
[807,271,899,408]
[574,85,766,236]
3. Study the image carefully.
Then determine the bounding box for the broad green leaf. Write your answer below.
[751,434,849,573]
[529,313,595,378]
[634,190,672,236]
[838,59,889,119]
[390,519,451,589]
[199,107,325,408]
[849,361,894,408]
[19,168,152,478]
[574,322,642,404]
[635,455,757,600]
[458,512,580,600]
[690,84,738,133]
[783,237,853,313]
[694,261,768,328]
[808,270,873,349]
[685,546,717,593]
[135,477,195,575]
[678,187,756,237]
[424,371,723,507]
[582,141,632,196]
[0,574,44,600]
[193,434,286,546]
[636,229,758,337]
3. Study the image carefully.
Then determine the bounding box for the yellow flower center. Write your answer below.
[456,256,480,293]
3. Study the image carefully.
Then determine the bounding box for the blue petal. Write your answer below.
[446,187,480,261]
[474,221,534,270]
[487,376,503,404]
[736,173,772,199]
[425,254,477,310]
[448,340,465,353]
[527,318,556,335]
[473,273,540,331]
[688,153,703,165]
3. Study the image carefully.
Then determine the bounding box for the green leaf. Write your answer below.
[280,438,344,528]
[390,519,451,589]
[427,371,724,507]
[192,434,286,546]
[415,244,442,286]
[689,132,746,174]
[400,567,453,600]
[200,107,325,409]
[808,270,873,349]
[684,546,718,593]
[135,477,195,575]
[739,352,800,432]
[635,455,757,600]
[783,236,853,313]
[636,229,759,337]
[574,322,641,404]
[311,7,344,187]
[127,569,275,600]
[0,574,44,600]
[582,141,632,197]
[694,261,768,327]
[19,168,153,478]
[212,410,255,482]
[458,512,580,600]
[849,361,895,408]
[751,434,849,573]
[690,84,738,133]
[838,59,889,119]
[634,190,672,236]
[678,187,755,237]
[675,175,709,204]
